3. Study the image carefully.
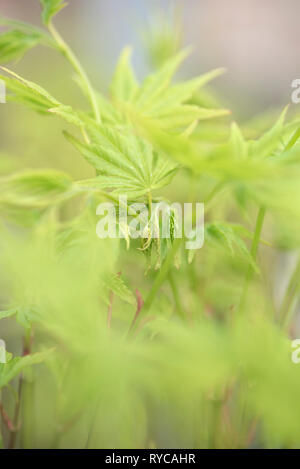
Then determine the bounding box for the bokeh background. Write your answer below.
[1,0,300,318]
[1,1,300,302]
[1,0,300,118]
[1,1,300,449]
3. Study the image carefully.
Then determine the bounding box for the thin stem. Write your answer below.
[278,255,300,329]
[144,238,182,312]
[285,127,300,151]
[80,126,90,145]
[250,207,266,260]
[8,329,32,449]
[209,397,224,449]
[205,181,228,214]
[107,290,114,329]
[148,191,152,217]
[0,392,3,449]
[206,180,225,205]
[8,378,23,449]
[168,270,185,319]
[85,399,100,449]
[48,21,101,124]
[131,180,226,330]
[107,272,121,329]
[239,206,266,312]
[276,127,300,327]
[128,289,144,334]
[21,377,35,449]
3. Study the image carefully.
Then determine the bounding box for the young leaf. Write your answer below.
[0,68,88,126]
[0,307,41,329]
[0,67,60,114]
[111,48,227,133]
[0,15,55,49]
[0,349,53,389]
[102,273,136,306]
[229,122,248,160]
[64,124,179,197]
[249,107,288,159]
[40,0,68,25]
[0,170,74,207]
[110,46,138,102]
[0,308,41,329]
[0,309,17,321]
[141,7,182,69]
[205,222,258,272]
[0,29,42,64]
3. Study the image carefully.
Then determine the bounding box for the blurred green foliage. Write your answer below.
[0,0,300,449]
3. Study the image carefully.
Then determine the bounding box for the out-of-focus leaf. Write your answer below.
[111,48,227,133]
[249,107,288,159]
[0,309,17,320]
[0,307,41,329]
[229,122,248,160]
[205,222,258,271]
[40,0,68,25]
[0,68,88,129]
[0,349,53,389]
[0,170,74,207]
[0,15,55,48]
[141,7,182,69]
[0,29,43,64]
[110,46,138,102]
[102,273,136,306]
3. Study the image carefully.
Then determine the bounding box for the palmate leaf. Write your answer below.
[0,68,178,199]
[40,0,68,25]
[64,124,179,197]
[0,349,53,389]
[189,222,258,271]
[0,307,41,329]
[229,111,299,217]
[110,47,228,133]
[137,107,292,186]
[102,273,136,306]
